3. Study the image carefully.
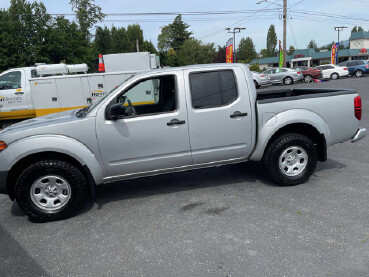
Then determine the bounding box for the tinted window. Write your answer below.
[190,70,237,109]
[0,71,21,90]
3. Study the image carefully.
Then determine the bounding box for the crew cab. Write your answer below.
[0,64,366,222]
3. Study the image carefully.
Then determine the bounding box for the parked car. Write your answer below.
[262,68,303,85]
[251,71,271,88]
[338,60,369,77]
[315,64,349,79]
[0,64,366,221]
[293,67,322,82]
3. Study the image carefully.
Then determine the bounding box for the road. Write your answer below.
[1,76,369,277]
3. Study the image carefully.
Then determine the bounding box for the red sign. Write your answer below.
[294,54,305,58]
[226,38,233,63]
[358,48,368,55]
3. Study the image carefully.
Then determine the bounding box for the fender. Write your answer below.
[249,109,330,161]
[6,135,107,185]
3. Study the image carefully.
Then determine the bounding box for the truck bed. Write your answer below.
[256,88,357,103]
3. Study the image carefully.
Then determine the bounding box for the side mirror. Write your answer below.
[109,103,126,120]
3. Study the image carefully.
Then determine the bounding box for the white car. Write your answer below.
[316,64,349,79]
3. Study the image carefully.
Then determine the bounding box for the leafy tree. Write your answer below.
[126,24,144,52]
[142,40,158,54]
[213,46,226,63]
[166,48,182,67]
[249,63,261,73]
[237,37,257,63]
[178,38,216,66]
[259,49,268,58]
[157,15,192,51]
[95,26,112,54]
[287,45,295,55]
[110,26,128,53]
[351,26,357,33]
[266,24,277,57]
[307,39,318,51]
[69,0,105,42]
[358,26,363,32]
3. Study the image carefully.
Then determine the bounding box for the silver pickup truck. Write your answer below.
[0,64,366,222]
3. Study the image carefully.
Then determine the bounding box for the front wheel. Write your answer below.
[283,76,293,85]
[263,133,317,186]
[15,160,89,222]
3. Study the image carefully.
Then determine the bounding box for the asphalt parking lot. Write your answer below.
[1,75,369,277]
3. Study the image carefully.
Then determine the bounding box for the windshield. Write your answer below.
[79,75,135,117]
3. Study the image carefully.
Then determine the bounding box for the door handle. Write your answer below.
[167,119,186,126]
[230,111,248,118]
[15,91,24,95]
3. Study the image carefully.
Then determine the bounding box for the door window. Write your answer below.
[190,70,238,109]
[114,75,176,117]
[0,71,21,90]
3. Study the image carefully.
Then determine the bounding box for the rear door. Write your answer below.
[0,69,30,120]
[184,67,253,164]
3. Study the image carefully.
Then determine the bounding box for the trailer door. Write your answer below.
[0,69,31,120]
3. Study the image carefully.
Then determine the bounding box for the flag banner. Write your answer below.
[226,38,234,63]
[279,40,283,68]
[331,42,340,65]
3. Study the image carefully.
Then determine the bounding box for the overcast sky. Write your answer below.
[1,0,368,51]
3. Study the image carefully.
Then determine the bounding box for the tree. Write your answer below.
[266,24,277,57]
[69,0,105,42]
[126,24,144,52]
[249,63,261,73]
[95,26,112,54]
[351,26,363,33]
[259,49,268,58]
[307,39,318,51]
[213,46,226,63]
[358,26,364,32]
[351,26,357,33]
[287,45,295,55]
[178,38,216,66]
[237,37,257,63]
[157,15,192,51]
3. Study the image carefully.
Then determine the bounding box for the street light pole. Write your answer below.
[334,26,347,43]
[226,27,246,63]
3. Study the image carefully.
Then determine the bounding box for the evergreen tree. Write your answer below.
[288,45,295,55]
[266,24,277,57]
[213,46,226,63]
[237,37,257,63]
[307,39,318,51]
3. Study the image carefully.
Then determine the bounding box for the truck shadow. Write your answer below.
[89,161,274,212]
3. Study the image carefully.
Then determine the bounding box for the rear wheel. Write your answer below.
[15,159,89,222]
[283,76,293,85]
[330,73,339,80]
[355,70,363,77]
[304,75,313,83]
[263,133,318,186]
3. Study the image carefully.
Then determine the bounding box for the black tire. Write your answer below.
[283,76,293,85]
[263,133,317,186]
[15,160,89,222]
[330,73,339,80]
[355,70,363,77]
[254,80,260,89]
[304,75,313,83]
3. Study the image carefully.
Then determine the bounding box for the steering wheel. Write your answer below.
[126,98,137,116]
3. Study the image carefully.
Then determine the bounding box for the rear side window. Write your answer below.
[190,70,237,109]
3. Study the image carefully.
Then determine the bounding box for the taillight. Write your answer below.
[344,67,348,70]
[365,64,369,68]
[0,141,7,152]
[297,71,301,74]
[354,96,362,120]
[260,74,265,77]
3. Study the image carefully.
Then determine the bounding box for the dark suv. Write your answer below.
[338,60,369,77]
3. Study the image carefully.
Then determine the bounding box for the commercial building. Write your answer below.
[252,31,369,69]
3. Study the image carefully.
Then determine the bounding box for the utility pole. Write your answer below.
[334,26,347,43]
[283,0,287,67]
[226,27,246,63]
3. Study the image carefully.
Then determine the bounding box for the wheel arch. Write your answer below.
[7,151,97,201]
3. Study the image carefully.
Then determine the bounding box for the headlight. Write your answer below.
[0,141,7,152]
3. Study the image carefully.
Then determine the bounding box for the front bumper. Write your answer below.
[351,128,367,143]
[0,170,8,194]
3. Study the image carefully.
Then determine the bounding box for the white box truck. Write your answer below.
[0,52,160,126]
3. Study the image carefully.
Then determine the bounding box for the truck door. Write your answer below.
[0,69,31,120]
[184,67,253,164]
[95,72,192,178]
